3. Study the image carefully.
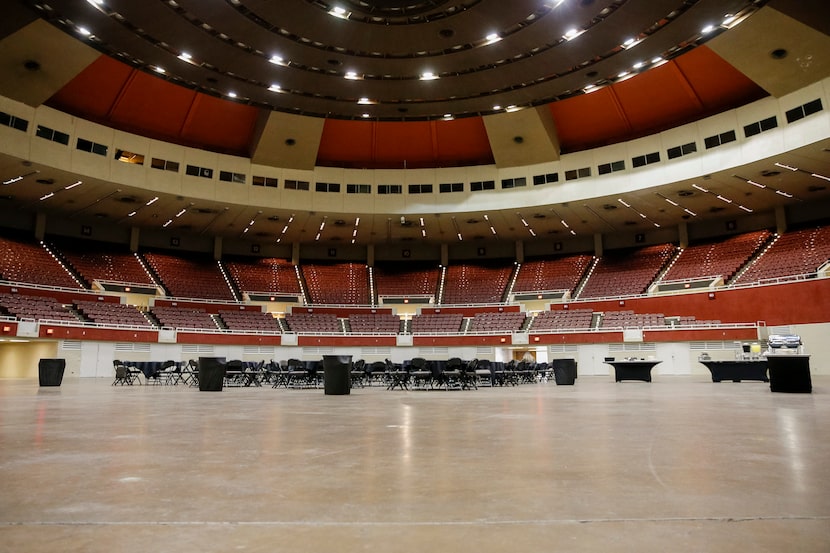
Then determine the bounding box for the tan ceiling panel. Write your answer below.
[0,19,100,107]
[707,6,830,98]
[483,107,560,168]
[251,111,325,171]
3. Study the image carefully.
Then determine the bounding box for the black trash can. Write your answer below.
[551,358,577,386]
[198,357,227,392]
[322,355,352,395]
[38,358,66,387]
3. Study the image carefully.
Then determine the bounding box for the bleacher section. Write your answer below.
[468,311,527,332]
[302,263,369,305]
[284,312,341,333]
[529,309,593,331]
[75,300,152,327]
[143,251,234,300]
[410,313,464,334]
[601,310,665,328]
[219,309,282,332]
[0,293,79,321]
[224,256,301,296]
[661,230,772,283]
[150,306,218,330]
[348,313,401,334]
[374,262,440,299]
[442,262,512,304]
[735,226,830,284]
[513,254,592,294]
[0,235,81,289]
[54,240,155,288]
[579,243,674,298]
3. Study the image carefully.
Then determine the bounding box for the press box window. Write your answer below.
[347,184,371,194]
[704,130,737,149]
[743,116,777,138]
[220,171,246,184]
[284,179,309,190]
[252,176,278,188]
[35,125,70,145]
[315,182,340,192]
[632,152,660,168]
[378,184,402,194]
[532,173,558,185]
[0,111,28,132]
[115,150,145,165]
[185,164,213,179]
[501,177,526,189]
[667,142,697,160]
[785,99,823,123]
[151,158,180,172]
[470,180,495,192]
[439,182,464,193]
[408,184,433,194]
[598,160,625,175]
[76,137,108,156]
[565,167,591,181]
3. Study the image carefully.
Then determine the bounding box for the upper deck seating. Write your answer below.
[600,310,665,328]
[54,240,154,287]
[579,243,674,298]
[143,251,234,300]
[374,262,440,299]
[734,225,830,284]
[513,254,592,294]
[442,262,512,304]
[301,263,369,304]
[0,234,81,288]
[662,230,772,282]
[224,256,301,296]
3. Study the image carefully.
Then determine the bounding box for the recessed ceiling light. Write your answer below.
[154,66,165,73]
[227,92,237,98]
[269,55,284,65]
[268,83,281,92]
[78,27,91,36]
[701,24,715,34]
[420,72,438,81]
[345,71,359,80]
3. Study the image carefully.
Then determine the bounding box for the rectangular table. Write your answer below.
[699,360,768,382]
[606,360,662,382]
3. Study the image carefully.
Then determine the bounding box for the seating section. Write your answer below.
[224,257,301,295]
[75,300,153,327]
[601,310,665,328]
[529,309,593,331]
[579,244,674,298]
[284,312,341,333]
[143,251,234,300]
[150,306,218,330]
[734,225,830,284]
[468,311,527,332]
[410,313,464,334]
[0,293,79,321]
[442,262,512,304]
[661,230,772,282]
[513,254,592,293]
[348,313,401,334]
[219,309,282,332]
[673,316,722,327]
[302,263,369,305]
[0,235,81,288]
[55,240,155,287]
[374,262,439,298]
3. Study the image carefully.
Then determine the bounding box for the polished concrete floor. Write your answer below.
[1,376,828,552]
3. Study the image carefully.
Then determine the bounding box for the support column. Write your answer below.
[775,205,787,235]
[34,212,46,241]
[678,222,689,249]
[593,233,603,258]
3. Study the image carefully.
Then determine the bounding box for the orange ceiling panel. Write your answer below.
[46,56,133,120]
[106,69,199,141]
[433,117,494,167]
[548,88,633,153]
[673,46,768,111]
[317,120,377,167]
[177,94,261,156]
[613,61,704,136]
[374,121,436,168]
